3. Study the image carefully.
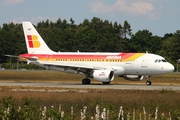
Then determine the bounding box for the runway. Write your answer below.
[0,82,180,90]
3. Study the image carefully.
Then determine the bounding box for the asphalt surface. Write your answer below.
[0,82,180,90]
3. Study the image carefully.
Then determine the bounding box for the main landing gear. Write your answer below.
[82,78,111,85]
[82,78,91,84]
[102,82,110,85]
[146,75,152,85]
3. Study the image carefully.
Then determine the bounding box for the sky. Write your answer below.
[0,0,180,37]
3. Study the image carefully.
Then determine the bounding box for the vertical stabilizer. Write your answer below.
[22,21,55,54]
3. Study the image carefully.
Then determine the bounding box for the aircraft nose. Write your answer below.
[166,63,174,72]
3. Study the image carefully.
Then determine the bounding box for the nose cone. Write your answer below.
[166,63,174,72]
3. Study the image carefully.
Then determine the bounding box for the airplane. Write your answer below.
[19,21,174,85]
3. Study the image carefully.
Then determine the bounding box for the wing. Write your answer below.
[5,55,38,61]
[14,55,110,75]
[41,62,105,75]
[18,55,94,74]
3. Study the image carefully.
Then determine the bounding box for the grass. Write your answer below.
[0,70,180,119]
[0,88,180,119]
[0,70,180,85]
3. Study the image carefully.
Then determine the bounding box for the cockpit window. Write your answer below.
[162,59,167,62]
[155,59,167,63]
[155,59,158,63]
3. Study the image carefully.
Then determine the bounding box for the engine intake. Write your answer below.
[93,70,114,82]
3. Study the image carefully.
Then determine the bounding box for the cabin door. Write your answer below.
[141,55,148,68]
[46,54,52,62]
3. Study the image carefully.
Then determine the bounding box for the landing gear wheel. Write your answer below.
[146,81,152,85]
[102,82,110,85]
[146,75,152,85]
[82,78,91,84]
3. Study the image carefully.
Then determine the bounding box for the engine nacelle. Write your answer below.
[93,70,114,82]
[123,75,144,81]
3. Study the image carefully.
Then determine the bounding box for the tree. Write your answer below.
[158,30,180,64]
[163,33,173,40]
[0,23,25,63]
[122,20,132,39]
[129,29,162,53]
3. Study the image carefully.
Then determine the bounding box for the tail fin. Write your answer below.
[22,21,55,54]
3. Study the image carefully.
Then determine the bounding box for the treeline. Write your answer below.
[0,17,180,68]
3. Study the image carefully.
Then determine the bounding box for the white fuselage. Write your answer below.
[20,52,174,76]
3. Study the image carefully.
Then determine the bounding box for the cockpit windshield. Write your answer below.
[155,59,167,63]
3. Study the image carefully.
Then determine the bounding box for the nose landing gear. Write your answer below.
[146,75,152,85]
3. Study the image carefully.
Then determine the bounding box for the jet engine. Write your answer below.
[92,70,114,82]
[123,75,144,81]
